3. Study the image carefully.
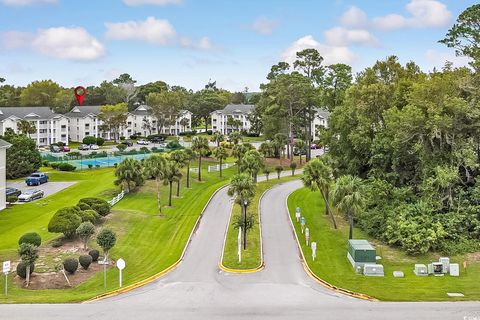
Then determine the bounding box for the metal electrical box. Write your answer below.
[347,239,377,269]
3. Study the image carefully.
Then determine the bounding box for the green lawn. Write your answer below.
[0,162,233,303]
[222,174,299,270]
[288,188,480,301]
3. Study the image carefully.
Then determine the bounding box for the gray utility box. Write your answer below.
[347,239,377,269]
[414,264,428,276]
[364,263,384,276]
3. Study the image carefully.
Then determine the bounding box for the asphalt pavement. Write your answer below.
[0,180,478,319]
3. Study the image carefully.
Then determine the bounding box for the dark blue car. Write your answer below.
[25,172,48,186]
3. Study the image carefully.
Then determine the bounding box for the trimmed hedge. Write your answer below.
[58,163,76,171]
[16,262,35,279]
[63,258,79,274]
[79,255,93,270]
[18,232,42,247]
[88,249,100,262]
[76,209,100,224]
[48,207,82,238]
[78,198,111,216]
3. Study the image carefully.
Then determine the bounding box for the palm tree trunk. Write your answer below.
[198,157,202,181]
[322,191,337,229]
[186,162,191,188]
[243,203,247,250]
[169,181,173,206]
[176,180,180,197]
[156,178,162,215]
[348,213,353,239]
[219,158,223,177]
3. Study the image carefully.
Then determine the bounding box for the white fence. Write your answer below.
[208,163,233,173]
[108,190,125,206]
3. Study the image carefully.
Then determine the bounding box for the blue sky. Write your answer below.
[0,0,476,91]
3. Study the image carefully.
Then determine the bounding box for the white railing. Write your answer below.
[108,190,125,206]
[208,163,233,172]
[189,167,199,173]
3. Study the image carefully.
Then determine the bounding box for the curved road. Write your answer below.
[1,180,479,319]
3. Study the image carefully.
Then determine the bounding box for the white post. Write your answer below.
[36,120,40,146]
[119,269,122,288]
[4,273,7,296]
[238,227,242,263]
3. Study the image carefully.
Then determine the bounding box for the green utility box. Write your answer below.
[347,239,376,269]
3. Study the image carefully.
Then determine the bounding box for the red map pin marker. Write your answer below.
[74,86,86,105]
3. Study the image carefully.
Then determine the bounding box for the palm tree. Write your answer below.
[163,160,182,207]
[263,167,271,181]
[212,146,229,177]
[114,158,144,193]
[240,149,264,183]
[169,149,188,197]
[294,140,307,164]
[191,136,209,181]
[232,143,254,173]
[211,131,225,147]
[301,158,337,229]
[179,118,190,132]
[17,120,36,138]
[228,173,256,249]
[144,154,167,215]
[332,175,365,239]
[183,148,196,188]
[228,131,242,145]
[275,165,283,179]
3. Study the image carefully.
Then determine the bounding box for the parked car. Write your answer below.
[50,145,61,153]
[310,144,321,150]
[63,146,70,152]
[121,141,133,147]
[89,144,100,150]
[79,144,90,150]
[137,139,149,145]
[6,187,21,197]
[18,190,44,202]
[25,172,48,186]
[293,148,307,156]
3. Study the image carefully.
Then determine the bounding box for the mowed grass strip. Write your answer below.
[287,187,480,301]
[0,163,234,303]
[222,175,300,270]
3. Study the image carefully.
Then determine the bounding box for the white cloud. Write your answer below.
[1,27,105,61]
[123,0,181,5]
[425,49,471,68]
[281,35,355,66]
[324,27,377,47]
[340,6,368,28]
[0,0,56,6]
[251,17,278,35]
[373,0,451,31]
[105,17,177,45]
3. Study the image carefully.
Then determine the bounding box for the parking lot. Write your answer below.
[7,181,77,202]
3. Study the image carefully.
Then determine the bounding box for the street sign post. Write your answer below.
[311,242,317,261]
[305,228,310,246]
[238,227,242,263]
[300,217,305,233]
[295,208,301,222]
[3,261,10,296]
[116,258,126,288]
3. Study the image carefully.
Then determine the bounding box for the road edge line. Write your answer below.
[284,184,377,302]
[84,183,229,303]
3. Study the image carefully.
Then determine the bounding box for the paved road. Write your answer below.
[1,180,479,319]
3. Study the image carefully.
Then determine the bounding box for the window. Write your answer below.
[127,122,132,126]
[61,134,66,138]
[85,132,90,135]
[40,120,47,125]
[85,124,90,128]
[61,125,66,129]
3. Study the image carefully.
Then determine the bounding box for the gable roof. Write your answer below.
[0,107,57,121]
[213,104,255,115]
[64,106,104,118]
[314,107,330,119]
[130,104,151,116]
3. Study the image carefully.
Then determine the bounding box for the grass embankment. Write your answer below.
[287,188,480,301]
[0,162,233,303]
[222,175,299,270]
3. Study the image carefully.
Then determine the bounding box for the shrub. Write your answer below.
[63,258,79,274]
[3,132,41,179]
[51,238,63,248]
[50,162,60,169]
[114,163,118,168]
[16,262,34,279]
[58,163,76,171]
[7,195,18,204]
[82,136,97,145]
[95,164,100,168]
[18,232,42,247]
[117,144,127,152]
[57,141,65,147]
[48,207,82,238]
[275,165,283,179]
[79,255,93,270]
[79,198,111,216]
[76,221,95,249]
[42,160,50,167]
[95,137,104,146]
[77,209,100,224]
[88,164,93,169]
[96,229,117,259]
[289,162,297,176]
[166,140,181,149]
[88,249,100,262]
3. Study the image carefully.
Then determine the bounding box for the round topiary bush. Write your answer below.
[16,262,34,279]
[77,202,91,211]
[88,249,100,262]
[79,255,93,270]
[18,232,42,247]
[79,198,111,216]
[63,258,79,274]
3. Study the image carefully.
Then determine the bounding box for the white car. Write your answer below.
[89,144,100,150]
[18,190,44,202]
[137,139,149,145]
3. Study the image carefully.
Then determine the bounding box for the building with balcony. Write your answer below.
[211,104,254,135]
[0,107,69,146]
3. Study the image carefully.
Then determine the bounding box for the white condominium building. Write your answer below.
[0,107,69,146]
[211,104,255,134]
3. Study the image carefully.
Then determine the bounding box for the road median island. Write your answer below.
[287,187,480,301]
[220,175,300,272]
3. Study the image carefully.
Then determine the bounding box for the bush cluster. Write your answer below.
[78,198,111,216]
[58,163,76,171]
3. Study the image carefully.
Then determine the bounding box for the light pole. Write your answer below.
[243,199,248,250]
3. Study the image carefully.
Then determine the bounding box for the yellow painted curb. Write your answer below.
[84,184,229,303]
[285,186,377,302]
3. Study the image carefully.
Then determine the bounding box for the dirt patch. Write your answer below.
[14,262,110,290]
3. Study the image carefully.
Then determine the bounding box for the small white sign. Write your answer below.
[116,258,126,270]
[2,261,10,274]
[305,228,309,237]
[311,242,317,261]
[295,210,301,222]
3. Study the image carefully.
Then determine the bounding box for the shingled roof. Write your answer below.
[64,106,104,118]
[0,107,61,121]
[213,104,255,115]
